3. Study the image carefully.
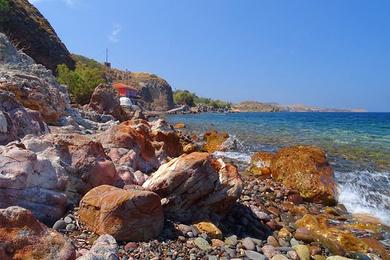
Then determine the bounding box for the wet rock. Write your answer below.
[143,152,242,222]
[294,227,314,242]
[295,214,368,255]
[78,234,119,260]
[193,222,223,239]
[287,250,299,260]
[248,151,274,178]
[245,250,266,260]
[79,185,164,241]
[0,206,75,259]
[271,145,338,205]
[203,130,229,153]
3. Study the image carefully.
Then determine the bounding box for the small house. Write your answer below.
[113,83,138,98]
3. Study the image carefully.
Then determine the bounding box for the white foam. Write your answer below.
[212,151,251,164]
[335,170,390,226]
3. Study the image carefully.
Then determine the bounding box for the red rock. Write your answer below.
[0,206,75,260]
[142,152,242,222]
[79,185,164,241]
[248,151,274,178]
[271,145,338,205]
[203,130,229,153]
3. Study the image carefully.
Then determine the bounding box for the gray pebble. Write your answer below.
[66,223,76,231]
[52,219,66,230]
[245,250,266,260]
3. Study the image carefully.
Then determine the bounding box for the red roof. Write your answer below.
[113,83,137,92]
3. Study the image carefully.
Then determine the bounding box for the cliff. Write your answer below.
[0,0,75,72]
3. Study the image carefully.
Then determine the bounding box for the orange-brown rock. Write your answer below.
[79,185,164,241]
[152,131,183,158]
[271,145,338,205]
[174,122,186,129]
[203,130,229,153]
[248,151,274,178]
[0,206,75,260]
[360,238,390,260]
[295,214,368,255]
[143,152,242,222]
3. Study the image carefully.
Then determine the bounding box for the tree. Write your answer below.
[173,90,195,106]
[0,0,9,11]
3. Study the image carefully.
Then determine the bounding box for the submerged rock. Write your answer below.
[271,145,338,205]
[0,206,75,260]
[79,185,164,241]
[142,152,242,222]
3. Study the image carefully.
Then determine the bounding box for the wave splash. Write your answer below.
[335,170,390,226]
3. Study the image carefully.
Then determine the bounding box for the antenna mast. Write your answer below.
[104,48,111,68]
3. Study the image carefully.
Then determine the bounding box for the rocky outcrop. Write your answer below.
[142,152,243,222]
[0,206,76,260]
[107,69,174,111]
[0,91,48,145]
[87,83,125,121]
[0,142,68,224]
[203,130,229,153]
[0,33,70,124]
[79,185,164,241]
[0,0,75,72]
[271,145,338,205]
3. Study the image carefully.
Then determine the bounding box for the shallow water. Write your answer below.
[167,112,390,225]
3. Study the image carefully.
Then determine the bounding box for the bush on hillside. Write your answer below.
[173,89,231,109]
[0,0,9,23]
[57,60,105,104]
[173,90,195,107]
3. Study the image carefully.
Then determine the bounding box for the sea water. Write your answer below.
[167,112,390,225]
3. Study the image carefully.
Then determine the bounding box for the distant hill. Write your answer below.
[233,101,366,112]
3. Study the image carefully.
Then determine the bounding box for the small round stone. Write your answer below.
[52,219,66,230]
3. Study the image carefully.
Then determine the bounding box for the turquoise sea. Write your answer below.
[167,112,390,225]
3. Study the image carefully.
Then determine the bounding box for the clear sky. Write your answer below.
[30,0,390,111]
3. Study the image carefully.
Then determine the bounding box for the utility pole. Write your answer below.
[104,48,111,68]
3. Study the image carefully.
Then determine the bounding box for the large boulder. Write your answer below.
[0,142,68,224]
[0,91,48,145]
[0,206,76,260]
[22,133,120,205]
[142,152,243,222]
[271,145,338,205]
[98,120,159,173]
[0,0,75,72]
[87,83,124,121]
[78,185,164,241]
[0,33,70,124]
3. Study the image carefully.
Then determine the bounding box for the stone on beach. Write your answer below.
[0,206,75,260]
[78,185,164,241]
[142,152,242,222]
[203,130,229,153]
[77,234,119,260]
[248,151,274,178]
[271,145,338,205]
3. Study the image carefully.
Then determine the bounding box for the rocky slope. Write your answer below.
[0,0,75,72]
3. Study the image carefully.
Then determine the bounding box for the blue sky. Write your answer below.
[30,0,390,111]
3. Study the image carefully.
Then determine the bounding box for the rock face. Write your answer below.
[295,214,369,256]
[248,151,274,178]
[87,83,124,121]
[271,145,338,205]
[142,152,243,222]
[0,91,48,145]
[0,142,68,224]
[0,33,70,124]
[203,130,229,153]
[0,206,76,260]
[79,185,164,241]
[0,0,75,72]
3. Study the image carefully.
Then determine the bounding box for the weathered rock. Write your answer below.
[87,83,125,121]
[78,234,119,260]
[194,237,211,251]
[246,250,266,260]
[142,152,242,222]
[293,245,310,260]
[22,133,120,205]
[203,130,229,153]
[271,145,338,205]
[99,120,159,173]
[193,221,223,239]
[79,185,164,241]
[0,142,68,224]
[242,237,256,250]
[0,0,75,72]
[0,33,70,124]
[295,214,368,255]
[0,206,75,260]
[0,91,48,145]
[248,151,274,178]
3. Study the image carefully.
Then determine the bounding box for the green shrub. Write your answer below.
[57,60,105,105]
[173,90,195,107]
[173,89,231,109]
[0,0,9,12]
